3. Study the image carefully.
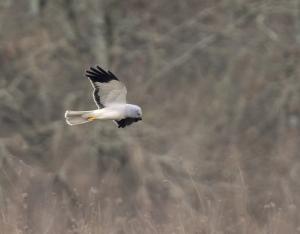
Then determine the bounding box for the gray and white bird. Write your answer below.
[65,66,142,128]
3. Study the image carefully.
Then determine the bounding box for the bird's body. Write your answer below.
[65,66,142,128]
[65,104,141,121]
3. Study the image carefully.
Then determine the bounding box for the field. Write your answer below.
[0,0,300,233]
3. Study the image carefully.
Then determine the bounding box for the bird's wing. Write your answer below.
[85,66,127,108]
[114,118,139,128]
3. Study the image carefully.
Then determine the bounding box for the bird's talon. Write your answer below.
[87,116,96,121]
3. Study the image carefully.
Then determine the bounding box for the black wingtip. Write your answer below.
[115,118,141,128]
[85,65,119,83]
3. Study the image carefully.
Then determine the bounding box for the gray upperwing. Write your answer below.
[86,66,127,108]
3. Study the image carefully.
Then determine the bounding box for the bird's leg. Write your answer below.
[87,116,96,121]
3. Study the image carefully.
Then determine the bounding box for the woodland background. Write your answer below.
[0,0,300,233]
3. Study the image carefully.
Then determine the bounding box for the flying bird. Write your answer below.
[65,66,142,128]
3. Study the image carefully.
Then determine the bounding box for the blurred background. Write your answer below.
[0,0,300,233]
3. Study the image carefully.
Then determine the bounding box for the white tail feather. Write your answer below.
[65,110,93,125]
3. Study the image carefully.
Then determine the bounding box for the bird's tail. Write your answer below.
[64,110,95,125]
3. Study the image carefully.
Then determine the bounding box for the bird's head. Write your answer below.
[127,105,142,121]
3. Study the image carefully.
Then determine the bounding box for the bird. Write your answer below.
[65,66,142,128]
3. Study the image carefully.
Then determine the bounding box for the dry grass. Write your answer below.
[0,0,300,233]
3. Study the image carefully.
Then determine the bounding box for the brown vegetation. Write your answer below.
[0,0,300,233]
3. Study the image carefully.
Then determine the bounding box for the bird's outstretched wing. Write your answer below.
[85,66,127,108]
[114,118,140,128]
